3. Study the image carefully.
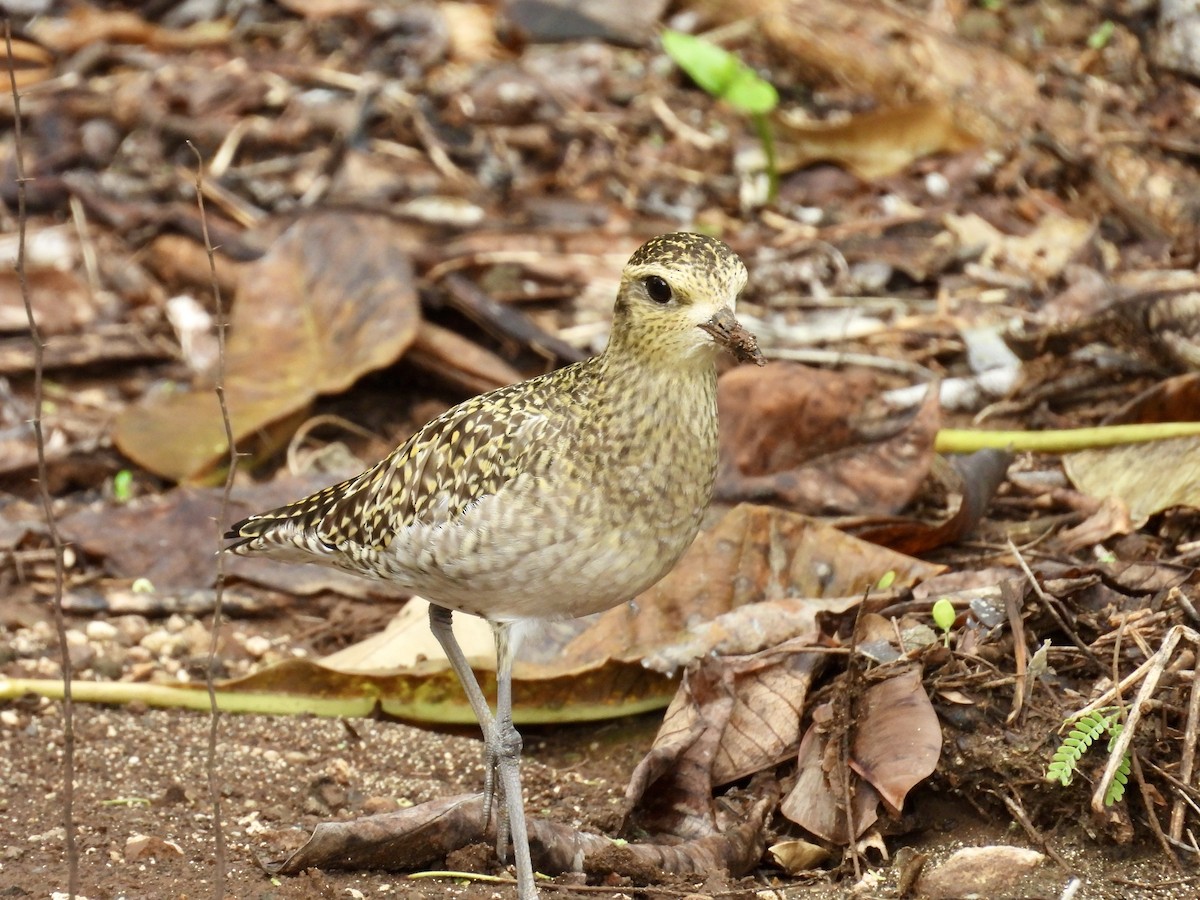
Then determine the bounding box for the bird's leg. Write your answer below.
[428,607,537,899]
[427,605,503,825]
[493,619,536,900]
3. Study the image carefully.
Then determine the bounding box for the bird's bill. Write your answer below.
[699,308,766,366]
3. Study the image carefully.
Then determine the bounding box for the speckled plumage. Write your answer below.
[224,233,761,900]
[227,232,755,621]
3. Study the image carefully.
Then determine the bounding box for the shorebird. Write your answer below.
[225,232,763,898]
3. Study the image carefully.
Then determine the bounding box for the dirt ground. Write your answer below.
[0,696,1194,899]
[0,691,653,899]
[0,627,1194,900]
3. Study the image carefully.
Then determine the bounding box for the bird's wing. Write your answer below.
[225,369,582,558]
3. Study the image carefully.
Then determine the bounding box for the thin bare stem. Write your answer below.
[188,140,235,899]
[1171,660,1200,840]
[6,19,77,897]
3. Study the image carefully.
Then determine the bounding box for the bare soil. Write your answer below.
[0,647,1193,899]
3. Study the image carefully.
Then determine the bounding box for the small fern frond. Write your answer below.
[1104,723,1131,806]
[1106,757,1131,806]
[1045,706,1126,793]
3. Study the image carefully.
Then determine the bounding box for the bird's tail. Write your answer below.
[224,478,354,562]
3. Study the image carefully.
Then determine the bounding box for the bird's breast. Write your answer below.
[372,367,720,621]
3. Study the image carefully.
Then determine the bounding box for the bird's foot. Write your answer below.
[481,718,524,859]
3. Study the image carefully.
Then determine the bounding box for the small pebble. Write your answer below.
[85,620,119,642]
[139,631,177,656]
[243,635,272,658]
[125,834,184,861]
[67,643,96,671]
[126,645,152,664]
[180,621,210,656]
[115,615,150,646]
[361,796,400,815]
[92,650,127,679]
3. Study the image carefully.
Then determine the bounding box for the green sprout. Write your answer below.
[112,469,134,502]
[661,28,780,200]
[1087,20,1116,50]
[931,598,956,645]
[875,570,896,591]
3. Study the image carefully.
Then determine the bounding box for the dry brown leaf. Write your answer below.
[854,449,1012,555]
[702,0,1040,146]
[638,641,823,799]
[320,598,495,673]
[768,839,829,874]
[113,213,420,482]
[561,504,945,671]
[945,210,1096,287]
[776,104,979,180]
[30,7,232,52]
[267,788,774,879]
[849,667,942,815]
[407,320,523,395]
[59,478,399,600]
[1063,437,1200,527]
[0,269,94,335]
[1111,373,1200,422]
[641,596,857,673]
[1062,368,1200,526]
[715,365,940,515]
[265,794,488,874]
[780,703,881,842]
[0,34,55,88]
[1055,496,1135,553]
[624,657,738,840]
[144,234,242,297]
[782,667,941,842]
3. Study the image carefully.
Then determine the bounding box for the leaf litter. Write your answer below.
[3,0,1200,898]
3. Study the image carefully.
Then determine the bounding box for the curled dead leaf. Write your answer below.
[849,667,942,815]
[114,212,421,482]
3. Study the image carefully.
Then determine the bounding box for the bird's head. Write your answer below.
[610,232,762,366]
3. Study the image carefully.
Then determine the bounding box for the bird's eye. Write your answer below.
[644,275,673,304]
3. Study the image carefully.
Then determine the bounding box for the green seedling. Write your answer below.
[661,28,780,200]
[931,598,956,646]
[1088,20,1115,50]
[112,469,134,502]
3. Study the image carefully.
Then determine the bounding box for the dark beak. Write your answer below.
[699,308,766,366]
